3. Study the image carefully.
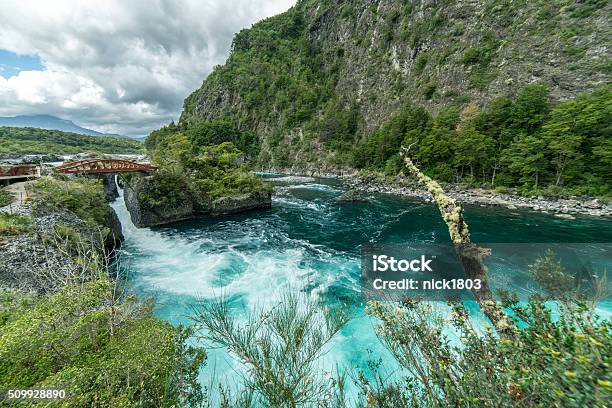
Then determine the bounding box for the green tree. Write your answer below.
[546,132,583,186]
[509,85,550,134]
[453,127,495,182]
[503,134,549,189]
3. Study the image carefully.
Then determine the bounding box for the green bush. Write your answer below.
[0,189,11,207]
[0,213,31,236]
[28,177,109,227]
[0,279,206,407]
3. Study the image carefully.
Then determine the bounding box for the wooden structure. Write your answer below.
[0,164,41,184]
[55,159,155,175]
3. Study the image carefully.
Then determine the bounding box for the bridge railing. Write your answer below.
[55,159,156,174]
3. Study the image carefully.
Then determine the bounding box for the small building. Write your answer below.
[0,164,41,185]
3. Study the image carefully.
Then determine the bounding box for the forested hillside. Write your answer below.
[158,0,610,196]
[0,127,143,156]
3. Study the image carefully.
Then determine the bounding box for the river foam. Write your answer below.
[111,175,612,401]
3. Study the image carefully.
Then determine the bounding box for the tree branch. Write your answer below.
[400,146,513,336]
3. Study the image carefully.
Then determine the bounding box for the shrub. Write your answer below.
[0,279,206,407]
[191,293,348,406]
[0,213,31,236]
[28,177,109,227]
[0,189,11,207]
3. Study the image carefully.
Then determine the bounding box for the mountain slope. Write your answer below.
[178,0,610,171]
[0,126,143,156]
[0,115,126,138]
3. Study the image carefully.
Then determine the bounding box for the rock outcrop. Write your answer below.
[334,188,368,203]
[123,175,272,227]
[211,191,272,215]
[0,205,122,294]
[101,174,119,201]
[123,180,194,227]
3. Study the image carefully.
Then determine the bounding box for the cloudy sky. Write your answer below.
[0,0,294,136]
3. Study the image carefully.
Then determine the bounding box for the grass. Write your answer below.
[0,189,11,207]
[0,213,32,236]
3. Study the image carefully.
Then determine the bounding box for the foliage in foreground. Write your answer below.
[0,126,143,155]
[365,298,610,407]
[191,294,349,407]
[360,248,611,408]
[192,251,611,407]
[0,279,206,407]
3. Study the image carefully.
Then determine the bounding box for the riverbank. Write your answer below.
[259,168,611,218]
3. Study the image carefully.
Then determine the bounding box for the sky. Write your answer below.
[0,0,295,136]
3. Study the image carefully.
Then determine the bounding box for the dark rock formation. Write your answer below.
[104,207,124,252]
[101,174,119,201]
[123,175,272,227]
[123,180,194,227]
[334,188,368,203]
[211,190,272,215]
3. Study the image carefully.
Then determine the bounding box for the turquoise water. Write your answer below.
[111,175,612,396]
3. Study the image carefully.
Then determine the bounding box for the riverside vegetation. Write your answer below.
[0,176,206,407]
[175,0,610,198]
[1,0,611,406]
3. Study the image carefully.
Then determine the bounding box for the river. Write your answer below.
[110,174,612,399]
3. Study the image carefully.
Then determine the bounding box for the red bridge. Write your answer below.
[55,159,156,174]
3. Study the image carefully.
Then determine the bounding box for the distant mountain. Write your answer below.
[0,114,129,138]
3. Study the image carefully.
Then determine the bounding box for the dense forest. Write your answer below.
[0,127,143,156]
[357,85,611,196]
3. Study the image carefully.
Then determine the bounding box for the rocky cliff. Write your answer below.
[123,176,194,227]
[179,0,610,170]
[0,205,123,294]
[124,175,272,227]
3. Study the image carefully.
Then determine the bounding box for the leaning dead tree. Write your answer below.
[400,144,513,336]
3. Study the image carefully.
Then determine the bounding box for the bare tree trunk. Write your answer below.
[491,163,498,185]
[400,146,513,337]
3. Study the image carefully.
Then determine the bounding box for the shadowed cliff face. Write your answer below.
[123,175,272,228]
[178,0,610,169]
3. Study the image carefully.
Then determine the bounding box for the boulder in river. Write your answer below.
[334,189,368,203]
[211,191,272,215]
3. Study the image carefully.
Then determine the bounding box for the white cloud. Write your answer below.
[0,0,295,135]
